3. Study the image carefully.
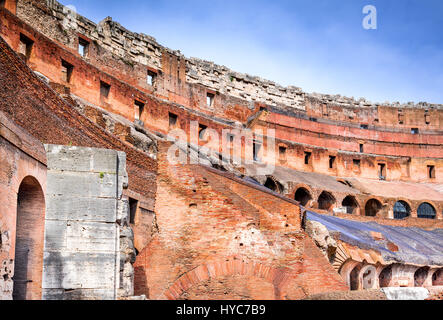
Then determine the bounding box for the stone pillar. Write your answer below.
[42,145,135,300]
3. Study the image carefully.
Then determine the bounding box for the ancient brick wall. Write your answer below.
[133,142,348,300]
[0,28,157,205]
[14,0,443,128]
[2,5,441,187]
[0,111,47,300]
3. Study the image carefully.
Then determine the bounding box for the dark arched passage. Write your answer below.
[393,201,411,220]
[365,199,382,217]
[13,176,45,300]
[432,269,443,286]
[264,177,283,194]
[318,191,336,211]
[379,265,393,288]
[349,265,361,291]
[294,188,312,207]
[342,196,359,214]
[417,203,436,220]
[414,267,429,287]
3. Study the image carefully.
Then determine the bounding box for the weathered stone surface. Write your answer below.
[46,196,117,222]
[381,287,430,300]
[305,220,337,261]
[45,144,119,173]
[42,145,135,300]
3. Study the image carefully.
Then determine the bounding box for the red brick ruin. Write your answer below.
[0,0,441,300]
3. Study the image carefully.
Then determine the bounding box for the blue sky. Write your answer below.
[59,0,443,104]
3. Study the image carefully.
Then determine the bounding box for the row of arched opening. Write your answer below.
[349,264,443,290]
[293,187,438,220]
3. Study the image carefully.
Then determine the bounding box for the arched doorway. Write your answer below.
[393,201,411,220]
[350,265,361,291]
[365,199,382,217]
[342,196,359,214]
[417,203,436,220]
[264,177,283,194]
[318,191,336,211]
[294,188,312,207]
[432,269,443,286]
[379,265,393,288]
[13,176,45,300]
[414,267,429,287]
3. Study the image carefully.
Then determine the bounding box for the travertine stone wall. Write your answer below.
[42,145,135,300]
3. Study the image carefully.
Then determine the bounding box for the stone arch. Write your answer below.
[13,176,45,300]
[264,176,283,194]
[160,260,293,300]
[378,265,393,288]
[417,202,436,220]
[432,269,443,286]
[393,200,411,220]
[294,187,313,207]
[414,267,429,287]
[318,191,336,211]
[364,198,383,217]
[349,264,362,291]
[342,195,360,215]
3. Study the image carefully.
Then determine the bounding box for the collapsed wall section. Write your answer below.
[42,145,135,300]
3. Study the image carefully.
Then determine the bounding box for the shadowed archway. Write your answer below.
[318,191,336,211]
[365,199,382,217]
[342,196,359,214]
[294,188,312,207]
[13,176,45,300]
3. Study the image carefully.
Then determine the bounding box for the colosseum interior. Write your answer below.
[0,0,442,301]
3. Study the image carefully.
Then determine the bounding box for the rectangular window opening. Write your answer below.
[134,100,145,120]
[100,81,110,99]
[329,156,336,169]
[169,112,178,128]
[428,165,436,179]
[199,124,207,140]
[411,128,419,135]
[360,144,364,153]
[378,163,386,180]
[253,142,262,162]
[425,113,430,125]
[360,124,368,130]
[279,146,287,160]
[129,198,138,224]
[78,38,89,57]
[61,59,74,83]
[19,34,33,61]
[353,159,361,170]
[304,152,312,165]
[147,70,156,86]
[206,92,215,107]
[398,111,404,125]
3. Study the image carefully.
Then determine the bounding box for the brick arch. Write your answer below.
[13,175,46,300]
[159,260,292,300]
[264,175,284,194]
[363,196,385,217]
[392,198,413,220]
[291,184,314,207]
[341,195,361,215]
[417,201,438,220]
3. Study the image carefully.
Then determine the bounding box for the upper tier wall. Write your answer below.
[13,0,443,131]
[2,5,442,184]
